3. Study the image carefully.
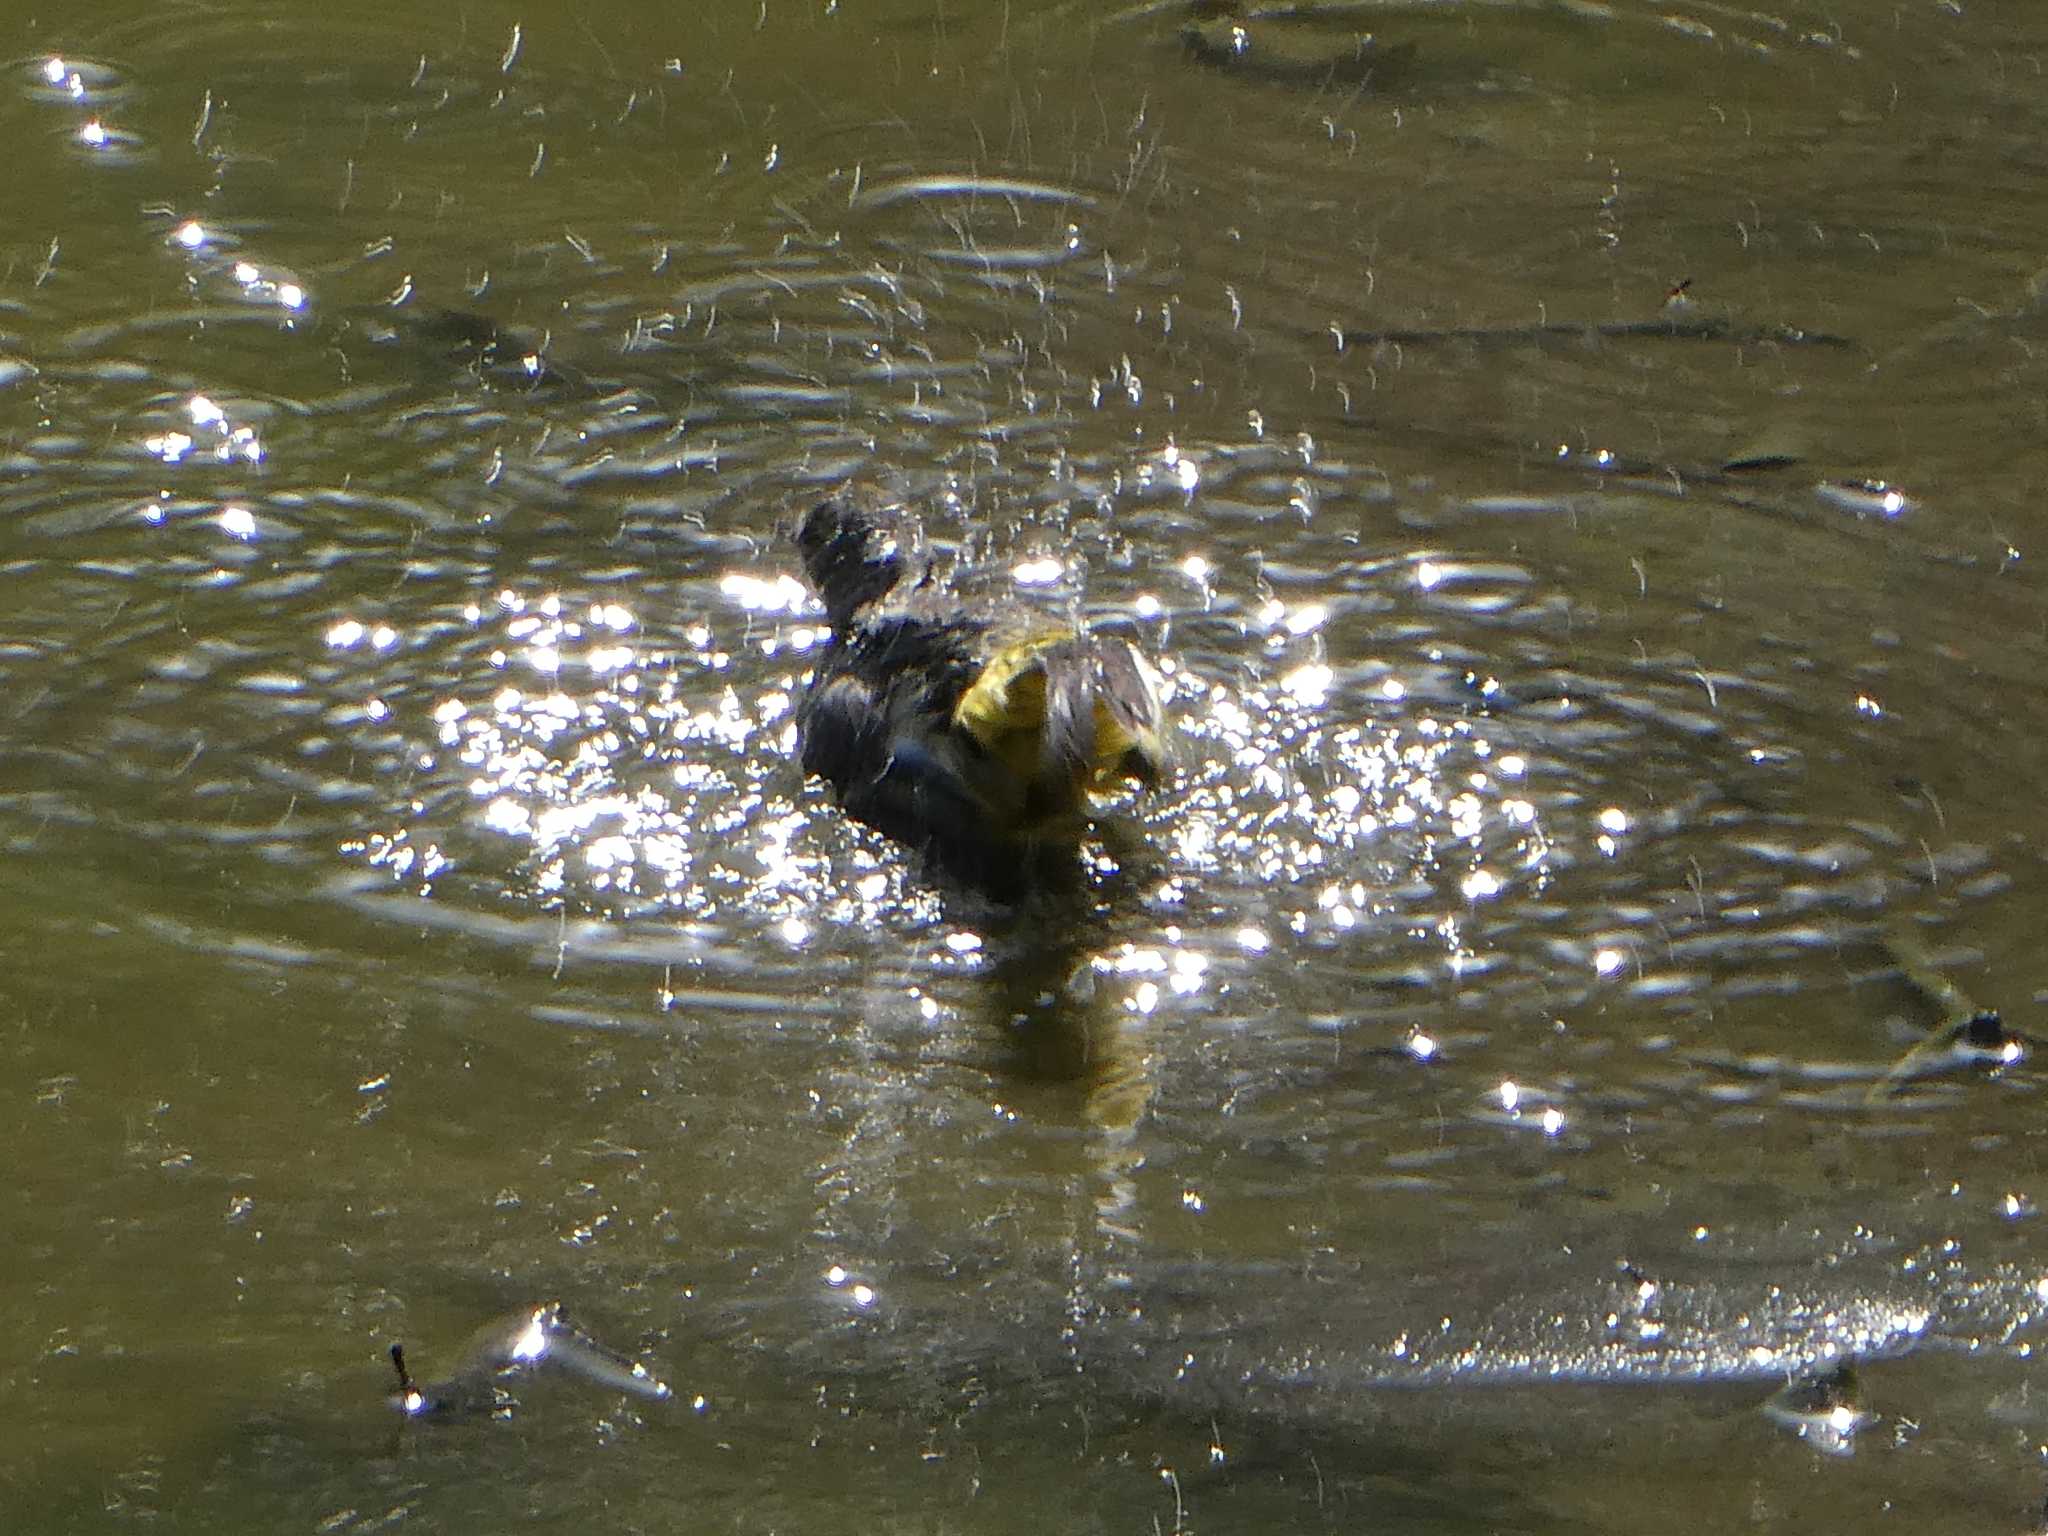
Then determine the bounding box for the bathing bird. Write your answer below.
[792,491,1170,899]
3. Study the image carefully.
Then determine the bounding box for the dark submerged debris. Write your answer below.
[1180,5,1415,88]
[1867,926,2029,1102]
[388,1301,671,1419]
[347,304,598,392]
[1759,1362,1876,1455]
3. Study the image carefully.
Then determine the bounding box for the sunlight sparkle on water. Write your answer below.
[1818,479,1913,519]
[1171,667,1555,932]
[824,1266,877,1308]
[1596,806,1630,855]
[510,1309,550,1363]
[346,588,825,914]
[719,571,811,614]
[145,395,264,465]
[229,259,306,311]
[585,834,635,871]
[1448,791,1486,840]
[1595,947,1626,977]
[1461,869,1501,899]
[1282,663,1333,706]
[1102,946,1168,975]
[1257,600,1327,637]
[1142,442,1205,495]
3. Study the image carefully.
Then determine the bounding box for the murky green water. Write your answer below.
[5,0,2048,1529]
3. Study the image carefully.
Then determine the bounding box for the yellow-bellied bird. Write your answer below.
[793,491,1171,899]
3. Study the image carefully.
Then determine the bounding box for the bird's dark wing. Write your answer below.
[799,658,1035,897]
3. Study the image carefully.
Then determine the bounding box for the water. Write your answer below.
[5,1,2048,1530]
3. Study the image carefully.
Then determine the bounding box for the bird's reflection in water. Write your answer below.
[981,882,1163,1246]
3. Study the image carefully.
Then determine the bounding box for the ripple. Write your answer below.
[849,174,1097,213]
[19,54,134,109]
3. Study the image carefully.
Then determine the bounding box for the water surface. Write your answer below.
[5,1,2048,1530]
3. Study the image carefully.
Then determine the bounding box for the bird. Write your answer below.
[791,490,1171,900]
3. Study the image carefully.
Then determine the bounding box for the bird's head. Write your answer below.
[794,494,912,630]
